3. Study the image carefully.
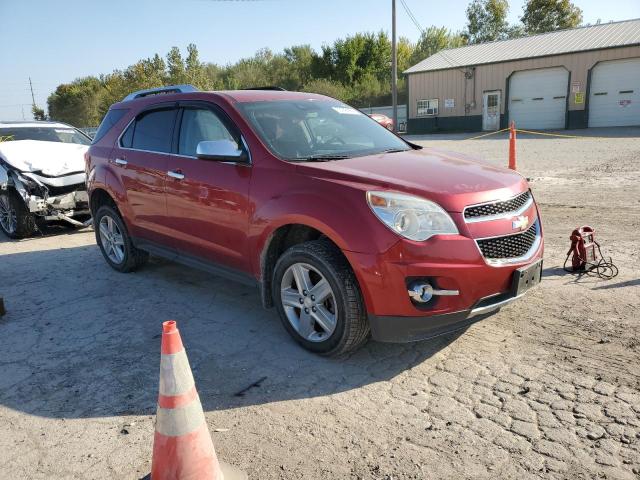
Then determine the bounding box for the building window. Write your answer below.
[417,99,439,116]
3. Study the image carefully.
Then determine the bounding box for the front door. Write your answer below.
[165,104,252,273]
[483,91,501,131]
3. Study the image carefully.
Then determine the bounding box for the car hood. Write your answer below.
[0,140,88,177]
[295,147,528,212]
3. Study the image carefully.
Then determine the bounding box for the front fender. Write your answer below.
[250,185,400,273]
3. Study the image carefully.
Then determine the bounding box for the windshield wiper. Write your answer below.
[378,148,410,154]
[301,154,353,162]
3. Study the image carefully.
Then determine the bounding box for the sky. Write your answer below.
[1,0,638,122]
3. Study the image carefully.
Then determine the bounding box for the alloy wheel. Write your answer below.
[280,262,338,342]
[0,195,17,234]
[98,215,125,264]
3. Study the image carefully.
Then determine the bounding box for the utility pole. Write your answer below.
[29,77,36,107]
[391,0,398,134]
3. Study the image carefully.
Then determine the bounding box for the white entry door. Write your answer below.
[509,67,569,129]
[482,91,501,131]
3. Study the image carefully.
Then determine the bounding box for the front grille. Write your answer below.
[477,221,538,259]
[464,190,531,220]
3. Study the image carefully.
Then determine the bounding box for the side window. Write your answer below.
[178,108,237,157]
[131,108,177,153]
[120,121,134,148]
[93,108,128,144]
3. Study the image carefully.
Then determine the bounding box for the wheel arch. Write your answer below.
[258,222,358,309]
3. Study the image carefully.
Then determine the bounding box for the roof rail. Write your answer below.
[122,84,199,102]
[242,86,287,91]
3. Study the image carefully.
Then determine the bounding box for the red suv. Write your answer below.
[87,85,543,356]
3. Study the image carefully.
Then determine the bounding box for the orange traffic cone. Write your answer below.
[151,320,247,480]
[508,121,517,171]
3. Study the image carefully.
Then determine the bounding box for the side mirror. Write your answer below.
[196,140,247,162]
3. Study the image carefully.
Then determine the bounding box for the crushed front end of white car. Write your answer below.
[0,138,91,237]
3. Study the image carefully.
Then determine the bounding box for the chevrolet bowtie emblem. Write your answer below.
[512,215,529,231]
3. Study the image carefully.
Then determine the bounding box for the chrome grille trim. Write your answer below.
[464,190,533,223]
[475,220,541,266]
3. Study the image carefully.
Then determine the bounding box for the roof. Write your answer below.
[0,121,72,129]
[112,89,334,110]
[218,90,332,103]
[405,18,640,74]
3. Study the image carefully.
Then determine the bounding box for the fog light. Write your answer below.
[408,281,460,304]
[408,282,434,303]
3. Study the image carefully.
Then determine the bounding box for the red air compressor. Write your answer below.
[564,226,618,279]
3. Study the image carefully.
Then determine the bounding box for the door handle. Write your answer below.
[167,170,185,180]
[114,158,128,166]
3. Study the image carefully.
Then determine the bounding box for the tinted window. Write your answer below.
[93,109,127,144]
[131,108,177,153]
[120,121,134,148]
[178,108,236,157]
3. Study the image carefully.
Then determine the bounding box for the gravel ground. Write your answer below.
[1,127,639,479]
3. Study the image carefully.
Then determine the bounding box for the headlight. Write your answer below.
[366,191,459,241]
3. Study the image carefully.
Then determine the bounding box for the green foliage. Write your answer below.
[48,76,103,127]
[521,0,583,34]
[464,0,511,43]
[48,38,414,126]
[411,27,467,66]
[32,104,47,121]
[301,79,350,101]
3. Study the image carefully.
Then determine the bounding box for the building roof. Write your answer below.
[405,18,640,74]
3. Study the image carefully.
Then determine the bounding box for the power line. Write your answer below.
[399,0,424,35]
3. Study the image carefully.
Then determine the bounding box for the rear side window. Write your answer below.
[92,109,128,144]
[130,108,177,153]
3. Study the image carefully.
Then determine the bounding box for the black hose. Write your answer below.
[563,241,619,280]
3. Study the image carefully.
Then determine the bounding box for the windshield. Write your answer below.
[237,99,410,161]
[0,126,91,145]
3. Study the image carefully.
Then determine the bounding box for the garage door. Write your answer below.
[588,58,640,128]
[508,67,568,129]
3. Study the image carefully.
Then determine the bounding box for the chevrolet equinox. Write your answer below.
[86,85,543,356]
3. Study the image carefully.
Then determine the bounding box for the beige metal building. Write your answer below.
[404,19,640,133]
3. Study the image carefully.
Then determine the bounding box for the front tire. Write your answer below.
[0,189,36,238]
[272,239,370,356]
[94,204,148,272]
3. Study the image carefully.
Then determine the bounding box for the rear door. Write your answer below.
[165,102,252,272]
[115,105,178,246]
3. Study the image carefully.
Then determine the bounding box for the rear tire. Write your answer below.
[272,239,370,356]
[0,189,36,239]
[94,204,148,272]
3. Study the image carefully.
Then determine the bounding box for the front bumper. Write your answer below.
[368,290,529,343]
[345,221,543,343]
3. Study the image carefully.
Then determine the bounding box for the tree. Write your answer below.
[166,47,186,84]
[32,105,47,121]
[521,0,583,34]
[48,76,103,126]
[410,27,467,66]
[185,44,209,89]
[464,0,511,44]
[301,79,350,102]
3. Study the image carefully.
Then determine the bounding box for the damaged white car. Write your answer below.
[0,121,92,238]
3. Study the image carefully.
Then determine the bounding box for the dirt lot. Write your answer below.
[1,127,639,479]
